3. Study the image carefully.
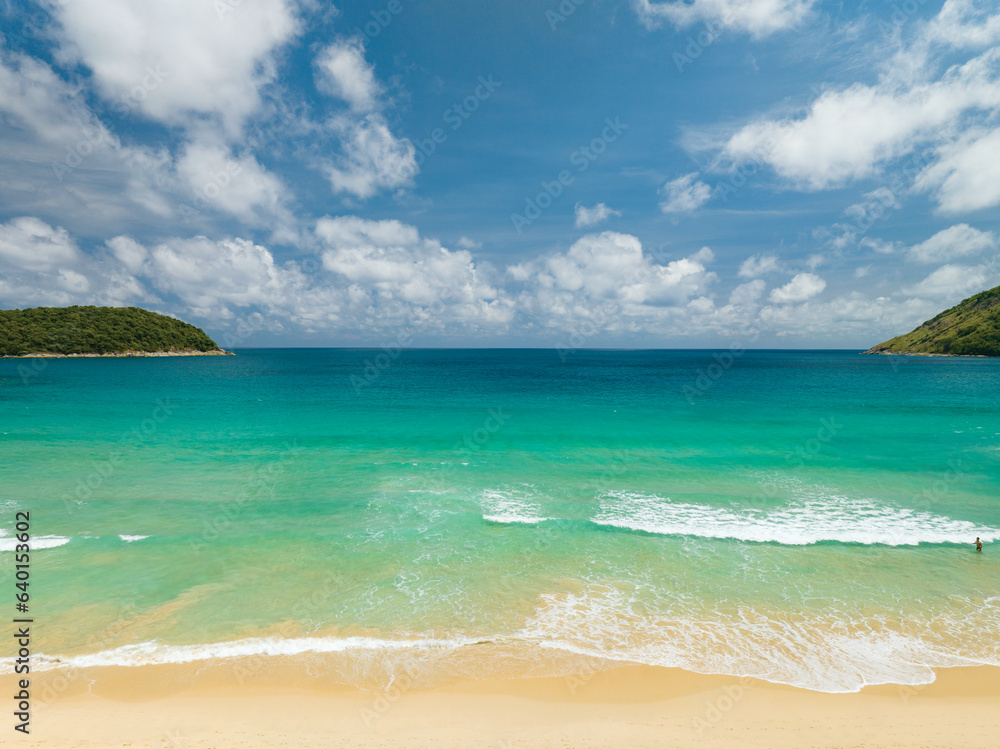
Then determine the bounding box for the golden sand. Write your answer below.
[4,662,999,748]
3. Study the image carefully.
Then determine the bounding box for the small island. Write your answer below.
[0,306,233,357]
[866,284,1000,357]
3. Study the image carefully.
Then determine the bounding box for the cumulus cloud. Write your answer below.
[176,139,295,235]
[0,218,156,308]
[924,0,1000,50]
[729,279,766,306]
[632,0,815,37]
[769,273,826,303]
[509,232,718,338]
[0,50,180,228]
[907,224,997,263]
[0,217,81,272]
[659,173,712,213]
[316,215,513,326]
[574,202,622,228]
[738,254,781,278]
[725,53,1000,190]
[325,114,418,198]
[913,128,1000,213]
[722,0,1000,203]
[51,0,300,136]
[316,39,382,112]
[311,37,417,200]
[904,262,991,298]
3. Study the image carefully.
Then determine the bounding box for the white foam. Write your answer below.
[119,535,149,543]
[481,488,550,525]
[592,491,1000,545]
[518,585,1000,693]
[15,590,1000,694]
[0,529,71,551]
[4,634,485,673]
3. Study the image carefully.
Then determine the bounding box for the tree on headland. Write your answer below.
[0,306,225,356]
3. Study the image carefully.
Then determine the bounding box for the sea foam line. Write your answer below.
[3,635,491,673]
[592,491,1000,545]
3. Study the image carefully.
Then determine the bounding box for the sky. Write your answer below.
[0,0,999,348]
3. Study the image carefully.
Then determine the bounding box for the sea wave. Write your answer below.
[591,490,1000,545]
[480,488,551,525]
[9,587,999,693]
[13,635,487,672]
[0,529,71,551]
[520,585,1000,693]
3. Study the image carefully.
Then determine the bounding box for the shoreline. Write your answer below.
[8,662,1000,747]
[1,349,234,358]
[863,348,991,357]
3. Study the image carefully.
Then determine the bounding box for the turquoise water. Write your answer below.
[2,349,999,692]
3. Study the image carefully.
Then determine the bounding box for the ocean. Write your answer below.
[2,349,999,693]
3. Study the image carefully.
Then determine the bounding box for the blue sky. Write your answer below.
[1,0,998,348]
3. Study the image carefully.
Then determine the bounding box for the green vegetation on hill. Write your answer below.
[867,285,1000,357]
[0,306,224,356]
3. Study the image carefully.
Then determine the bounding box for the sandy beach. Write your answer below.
[5,663,999,748]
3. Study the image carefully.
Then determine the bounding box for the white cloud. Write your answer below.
[316,216,513,326]
[0,218,156,308]
[769,273,826,303]
[632,0,815,37]
[860,237,901,255]
[326,114,418,198]
[913,128,1000,213]
[724,41,1000,191]
[0,50,179,228]
[457,236,482,249]
[316,39,381,112]
[574,202,622,228]
[0,217,80,272]
[904,262,990,298]
[844,187,901,222]
[907,224,997,263]
[925,0,1000,49]
[311,38,418,201]
[176,139,295,235]
[512,233,718,336]
[147,236,308,317]
[659,173,712,213]
[729,279,766,306]
[106,235,148,273]
[52,0,300,136]
[738,254,781,278]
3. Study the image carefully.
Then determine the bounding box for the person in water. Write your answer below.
[976,537,983,552]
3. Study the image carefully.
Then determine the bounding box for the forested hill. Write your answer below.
[866,285,1000,357]
[0,306,230,356]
